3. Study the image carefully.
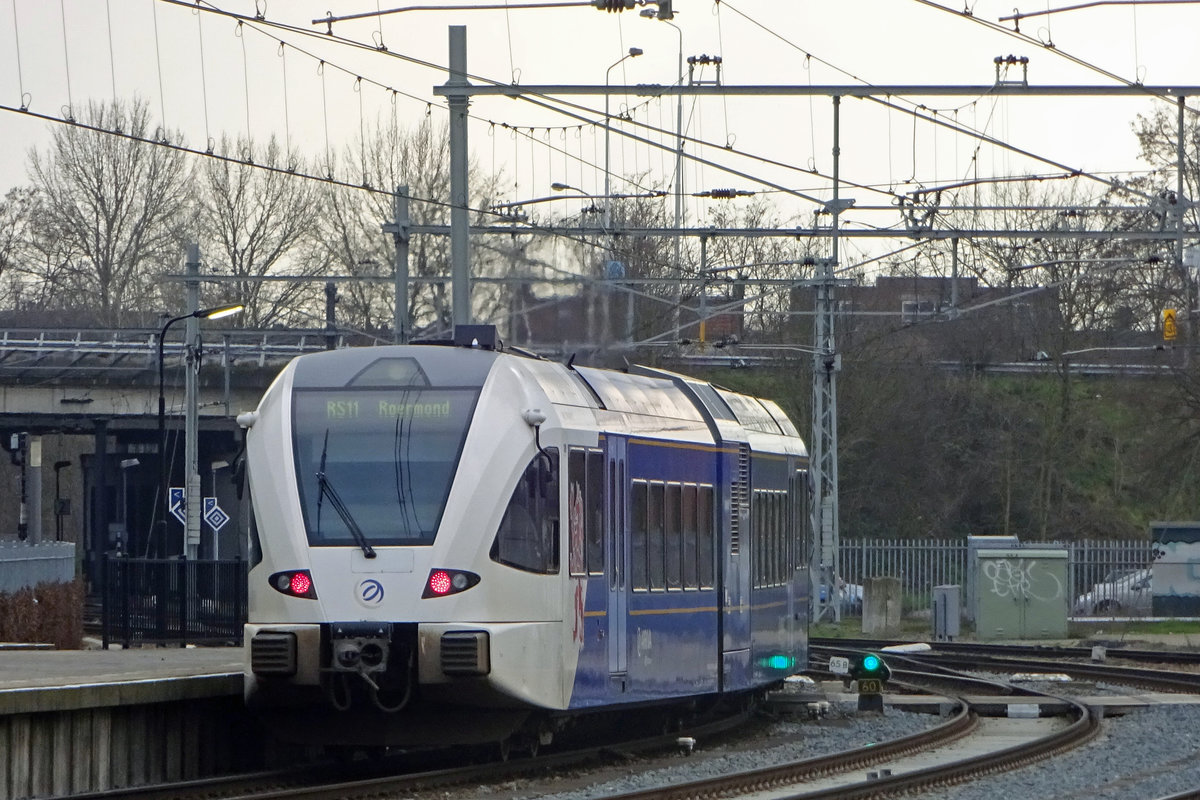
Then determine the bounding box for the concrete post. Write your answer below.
[446,27,472,326]
[862,576,902,636]
[184,245,201,559]
[27,435,42,544]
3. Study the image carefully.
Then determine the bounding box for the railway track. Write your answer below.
[72,643,1200,800]
[812,636,1200,666]
[812,639,1200,695]
[67,704,755,800]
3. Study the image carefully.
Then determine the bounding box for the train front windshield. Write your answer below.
[292,387,480,547]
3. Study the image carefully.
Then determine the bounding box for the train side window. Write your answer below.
[698,485,715,589]
[245,485,262,569]
[778,491,789,584]
[665,483,682,590]
[751,490,763,589]
[682,484,698,590]
[631,480,648,591]
[586,450,605,575]
[490,448,560,575]
[648,482,665,591]
[568,449,587,577]
[773,492,784,585]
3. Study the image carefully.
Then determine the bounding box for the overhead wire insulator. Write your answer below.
[697,188,754,199]
[593,0,635,11]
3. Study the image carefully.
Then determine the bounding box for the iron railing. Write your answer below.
[838,538,1156,614]
[101,556,247,648]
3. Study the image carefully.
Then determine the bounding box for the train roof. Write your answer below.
[280,340,805,453]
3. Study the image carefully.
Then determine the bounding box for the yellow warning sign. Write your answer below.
[1163,308,1177,341]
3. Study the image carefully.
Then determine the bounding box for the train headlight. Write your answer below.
[269,570,318,599]
[422,568,480,599]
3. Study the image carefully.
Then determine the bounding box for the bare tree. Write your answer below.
[316,117,502,339]
[0,187,35,306]
[701,196,816,342]
[195,135,322,328]
[25,99,191,325]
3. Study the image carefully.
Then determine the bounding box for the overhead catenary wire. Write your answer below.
[151,0,168,129]
[4,0,1180,280]
[156,0,1084,221]
[911,0,1200,117]
[161,0,892,207]
[10,0,27,109]
[85,0,1196,223]
[196,6,213,151]
[58,0,74,119]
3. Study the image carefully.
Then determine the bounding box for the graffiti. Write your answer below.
[568,481,585,575]
[981,558,1063,602]
[572,578,585,646]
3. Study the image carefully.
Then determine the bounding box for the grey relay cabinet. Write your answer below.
[974,548,1068,640]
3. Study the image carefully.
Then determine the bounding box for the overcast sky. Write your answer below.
[2,0,1199,240]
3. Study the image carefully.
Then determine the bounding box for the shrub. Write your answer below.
[0,579,83,649]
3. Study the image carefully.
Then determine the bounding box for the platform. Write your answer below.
[0,646,252,799]
[0,646,242,714]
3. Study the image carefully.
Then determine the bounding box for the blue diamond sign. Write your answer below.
[169,488,186,525]
[203,497,230,533]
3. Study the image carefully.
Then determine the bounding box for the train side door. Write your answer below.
[790,465,811,662]
[606,437,628,683]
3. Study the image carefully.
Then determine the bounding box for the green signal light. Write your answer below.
[862,654,881,672]
[759,654,795,671]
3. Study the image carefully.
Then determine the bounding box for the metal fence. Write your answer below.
[838,538,1156,615]
[0,541,76,593]
[101,556,247,648]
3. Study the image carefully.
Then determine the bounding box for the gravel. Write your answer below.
[521,700,940,800]
[917,704,1200,800]
[520,692,1200,800]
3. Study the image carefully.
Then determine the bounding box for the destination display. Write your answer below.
[291,387,480,546]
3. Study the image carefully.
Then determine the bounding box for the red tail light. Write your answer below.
[269,570,318,599]
[422,569,480,599]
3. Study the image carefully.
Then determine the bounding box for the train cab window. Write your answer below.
[698,486,715,588]
[631,481,648,591]
[490,449,560,575]
[665,483,682,590]
[292,386,480,547]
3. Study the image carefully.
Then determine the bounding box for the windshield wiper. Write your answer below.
[316,429,376,559]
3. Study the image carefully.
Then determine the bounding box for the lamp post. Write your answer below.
[605,47,643,349]
[604,47,642,233]
[209,460,230,559]
[157,304,243,558]
[642,10,684,336]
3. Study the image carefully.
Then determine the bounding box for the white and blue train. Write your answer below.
[239,326,810,749]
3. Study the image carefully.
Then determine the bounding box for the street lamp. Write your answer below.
[209,460,230,559]
[157,304,243,557]
[551,182,601,214]
[641,9,684,334]
[605,46,643,232]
